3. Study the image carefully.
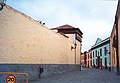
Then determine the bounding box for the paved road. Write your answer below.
[30,68,120,83]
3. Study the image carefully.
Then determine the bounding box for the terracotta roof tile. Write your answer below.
[51,24,75,30]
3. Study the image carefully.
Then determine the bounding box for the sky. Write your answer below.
[6,0,118,52]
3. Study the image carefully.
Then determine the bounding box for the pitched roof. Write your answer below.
[51,24,75,30]
[91,37,110,50]
[51,24,83,36]
[95,38,102,45]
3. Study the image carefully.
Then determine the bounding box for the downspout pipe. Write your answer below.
[75,34,77,65]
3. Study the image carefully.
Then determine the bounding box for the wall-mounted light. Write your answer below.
[71,43,77,50]
[105,49,110,55]
[0,0,7,11]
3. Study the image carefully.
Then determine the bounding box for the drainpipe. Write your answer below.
[108,42,111,71]
[80,43,82,70]
[115,16,119,75]
[75,34,77,65]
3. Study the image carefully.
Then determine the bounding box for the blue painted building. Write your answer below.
[91,37,110,69]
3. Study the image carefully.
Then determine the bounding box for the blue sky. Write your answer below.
[7,0,118,52]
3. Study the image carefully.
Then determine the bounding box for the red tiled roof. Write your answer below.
[51,24,75,30]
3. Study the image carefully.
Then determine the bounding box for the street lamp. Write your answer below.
[0,0,7,11]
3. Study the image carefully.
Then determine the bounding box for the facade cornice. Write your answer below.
[91,37,110,50]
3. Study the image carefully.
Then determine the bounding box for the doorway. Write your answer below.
[105,57,107,69]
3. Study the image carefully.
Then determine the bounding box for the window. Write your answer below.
[88,54,89,59]
[113,36,117,48]
[100,58,102,67]
[91,60,92,66]
[93,59,94,65]
[93,51,94,58]
[90,53,92,58]
[96,59,97,65]
[104,47,107,55]
[96,50,97,57]
[100,49,102,56]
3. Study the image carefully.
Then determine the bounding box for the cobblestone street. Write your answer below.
[30,68,120,83]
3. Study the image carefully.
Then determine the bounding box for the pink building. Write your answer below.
[86,50,92,68]
[81,52,86,67]
[81,50,92,68]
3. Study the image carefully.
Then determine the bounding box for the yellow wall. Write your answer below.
[0,6,81,64]
[110,24,117,67]
[110,15,120,67]
[65,34,81,64]
[76,40,81,64]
